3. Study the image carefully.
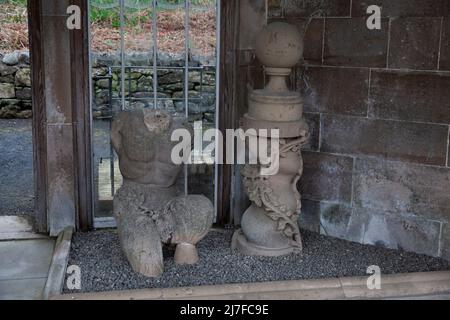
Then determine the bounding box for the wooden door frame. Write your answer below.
[216,0,240,225]
[29,0,238,231]
[28,0,47,233]
[28,0,93,232]
[70,0,94,231]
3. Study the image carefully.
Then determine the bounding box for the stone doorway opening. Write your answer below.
[88,0,220,226]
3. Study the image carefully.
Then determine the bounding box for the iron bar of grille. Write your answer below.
[109,65,216,70]
[108,69,115,196]
[119,0,125,111]
[152,0,158,109]
[110,97,203,101]
[214,0,221,218]
[128,66,132,105]
[184,0,190,196]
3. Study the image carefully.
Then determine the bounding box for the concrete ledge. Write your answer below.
[53,271,450,300]
[43,227,73,300]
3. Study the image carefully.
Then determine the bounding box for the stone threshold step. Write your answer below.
[53,270,450,300]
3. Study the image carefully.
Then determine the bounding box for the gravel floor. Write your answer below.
[0,119,34,216]
[0,119,112,216]
[65,228,450,293]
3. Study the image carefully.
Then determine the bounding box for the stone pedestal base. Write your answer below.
[231,229,295,257]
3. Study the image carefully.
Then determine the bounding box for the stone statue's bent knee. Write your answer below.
[111,109,213,277]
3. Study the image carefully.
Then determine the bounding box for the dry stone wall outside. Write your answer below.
[0,51,217,124]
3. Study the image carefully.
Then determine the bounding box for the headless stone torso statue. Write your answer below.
[112,109,213,277]
[112,109,181,187]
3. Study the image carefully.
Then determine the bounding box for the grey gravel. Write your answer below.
[0,119,112,216]
[65,228,450,293]
[0,119,34,216]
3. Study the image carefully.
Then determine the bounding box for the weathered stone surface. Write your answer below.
[123,72,143,80]
[0,99,20,108]
[353,157,450,221]
[279,0,351,17]
[164,195,214,265]
[299,199,320,232]
[442,224,450,260]
[388,18,441,70]
[323,18,389,67]
[137,76,153,90]
[347,208,442,257]
[319,202,352,239]
[284,18,324,64]
[173,91,215,112]
[321,115,449,166]
[302,112,319,151]
[369,70,450,124]
[196,85,215,93]
[18,52,30,65]
[0,105,20,118]
[440,18,450,71]
[299,151,354,203]
[96,78,111,89]
[0,62,17,76]
[299,66,369,116]
[17,110,32,119]
[351,0,450,17]
[299,199,353,240]
[0,83,15,99]
[0,75,15,83]
[162,82,194,92]
[15,87,32,100]
[158,70,184,85]
[2,52,20,66]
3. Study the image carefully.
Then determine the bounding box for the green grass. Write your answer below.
[90,0,214,29]
[1,0,27,6]
[1,0,214,28]
[0,0,28,23]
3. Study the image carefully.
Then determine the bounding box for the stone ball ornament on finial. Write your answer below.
[254,21,304,69]
[254,22,304,93]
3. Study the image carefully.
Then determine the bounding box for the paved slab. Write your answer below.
[0,238,54,300]
[0,278,47,300]
[0,239,54,280]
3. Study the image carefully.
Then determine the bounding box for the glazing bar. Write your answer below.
[152,0,158,109]
[119,0,125,110]
[214,0,221,219]
[184,0,190,196]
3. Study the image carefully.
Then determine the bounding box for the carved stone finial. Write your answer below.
[254,22,303,69]
[232,22,309,257]
[255,22,303,93]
